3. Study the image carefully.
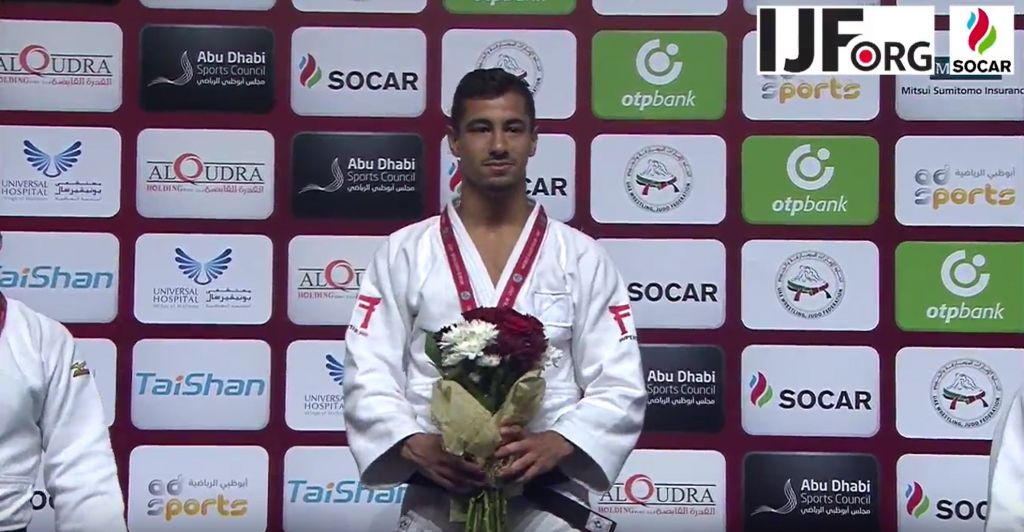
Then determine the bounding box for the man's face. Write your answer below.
[447,90,537,194]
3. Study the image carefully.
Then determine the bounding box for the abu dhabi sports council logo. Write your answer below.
[140,25,274,112]
[775,250,845,319]
[297,53,321,88]
[744,453,880,531]
[948,6,1015,76]
[749,372,773,408]
[750,479,798,515]
[291,132,424,220]
[624,145,692,213]
[930,358,1002,430]
[476,40,543,94]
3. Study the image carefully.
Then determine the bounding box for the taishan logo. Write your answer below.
[757,6,935,75]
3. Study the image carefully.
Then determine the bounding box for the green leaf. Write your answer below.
[424,332,444,368]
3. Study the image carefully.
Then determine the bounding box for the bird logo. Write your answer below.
[23,139,82,178]
[174,247,233,286]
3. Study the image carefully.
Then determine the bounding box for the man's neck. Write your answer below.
[455,185,533,231]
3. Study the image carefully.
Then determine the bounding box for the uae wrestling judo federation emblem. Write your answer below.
[475,40,543,94]
[624,144,693,213]
[775,250,846,319]
[930,358,1002,430]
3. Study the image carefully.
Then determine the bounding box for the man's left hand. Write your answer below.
[493,425,574,485]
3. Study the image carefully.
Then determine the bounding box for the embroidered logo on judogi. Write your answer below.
[71,360,91,378]
[608,304,637,342]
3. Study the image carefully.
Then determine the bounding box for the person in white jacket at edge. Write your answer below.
[0,248,127,531]
[342,68,648,531]
[986,385,1024,531]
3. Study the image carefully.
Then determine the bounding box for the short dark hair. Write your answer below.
[450,68,536,132]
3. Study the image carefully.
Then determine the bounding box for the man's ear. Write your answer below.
[528,124,538,157]
[446,124,461,158]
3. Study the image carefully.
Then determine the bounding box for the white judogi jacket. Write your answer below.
[343,201,647,500]
[0,296,126,532]
[987,386,1024,531]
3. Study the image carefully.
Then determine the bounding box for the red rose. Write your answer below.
[497,308,543,336]
[463,307,502,325]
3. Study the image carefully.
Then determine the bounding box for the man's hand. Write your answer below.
[400,433,487,493]
[494,424,575,485]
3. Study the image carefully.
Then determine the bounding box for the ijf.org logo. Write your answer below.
[624,144,693,213]
[476,40,543,94]
[749,372,773,408]
[930,358,1001,430]
[298,53,322,88]
[775,250,846,319]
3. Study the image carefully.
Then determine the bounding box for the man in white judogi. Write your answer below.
[986,386,1024,531]
[0,235,127,532]
[342,68,647,531]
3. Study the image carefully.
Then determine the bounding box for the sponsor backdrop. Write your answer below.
[1,0,1022,531]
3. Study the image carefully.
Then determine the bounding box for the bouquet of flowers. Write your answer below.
[425,306,563,532]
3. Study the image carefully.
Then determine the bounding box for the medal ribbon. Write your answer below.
[439,205,548,313]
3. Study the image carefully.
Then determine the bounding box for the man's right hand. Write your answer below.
[400,433,487,493]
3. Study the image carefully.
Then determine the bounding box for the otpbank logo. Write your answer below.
[949,6,1015,76]
[896,242,1024,333]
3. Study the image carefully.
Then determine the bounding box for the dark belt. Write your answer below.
[406,470,617,532]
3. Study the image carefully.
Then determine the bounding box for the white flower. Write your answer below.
[476,354,501,368]
[438,319,498,367]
